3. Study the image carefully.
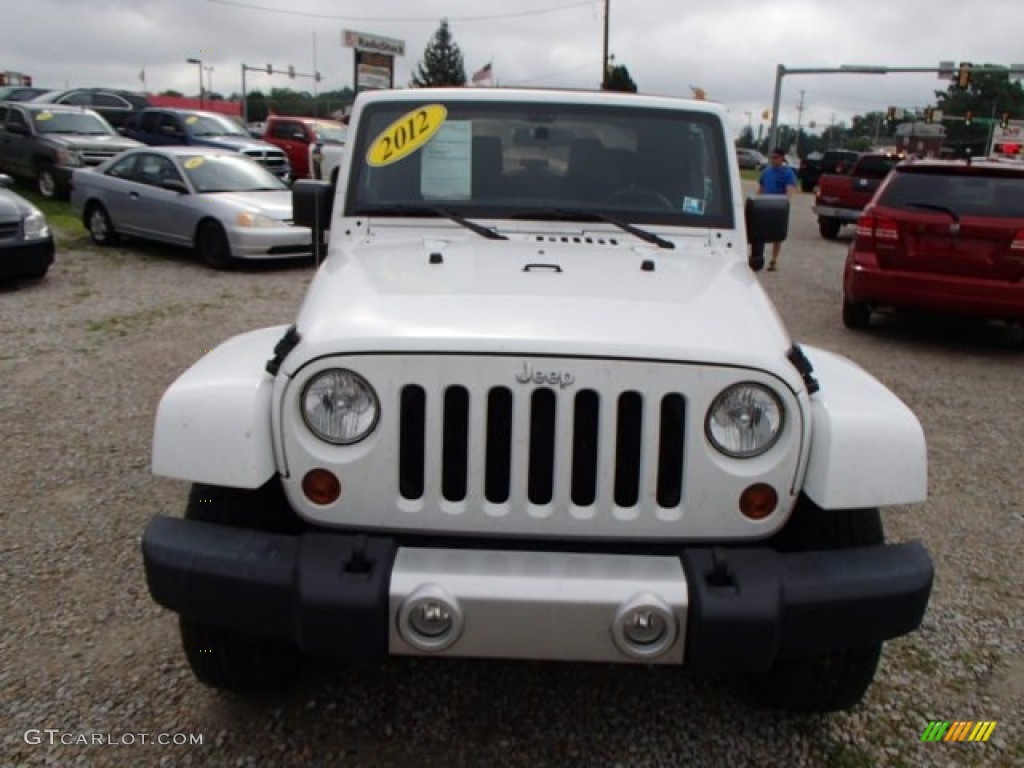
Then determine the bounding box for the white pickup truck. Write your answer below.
[142,87,933,713]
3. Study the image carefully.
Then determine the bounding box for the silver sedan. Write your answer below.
[70,146,312,268]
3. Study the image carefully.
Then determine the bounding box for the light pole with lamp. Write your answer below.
[203,66,214,105]
[186,57,204,109]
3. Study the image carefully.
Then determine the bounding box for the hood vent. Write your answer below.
[530,234,622,247]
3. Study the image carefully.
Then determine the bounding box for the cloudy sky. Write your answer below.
[4,0,1022,137]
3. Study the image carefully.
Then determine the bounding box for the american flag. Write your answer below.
[472,62,493,85]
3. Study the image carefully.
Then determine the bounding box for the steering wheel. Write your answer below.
[601,187,675,210]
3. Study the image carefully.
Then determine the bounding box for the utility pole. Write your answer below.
[795,89,805,156]
[602,0,610,89]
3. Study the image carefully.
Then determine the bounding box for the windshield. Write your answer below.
[184,114,248,138]
[879,170,1024,218]
[313,123,347,143]
[179,154,287,193]
[345,100,734,228]
[32,110,113,135]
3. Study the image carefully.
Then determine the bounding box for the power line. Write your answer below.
[206,0,593,23]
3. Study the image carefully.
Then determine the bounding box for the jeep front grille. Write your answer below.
[398,384,686,512]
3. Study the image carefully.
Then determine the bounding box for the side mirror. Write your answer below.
[293,179,334,260]
[745,196,789,272]
[161,178,189,194]
[0,173,13,189]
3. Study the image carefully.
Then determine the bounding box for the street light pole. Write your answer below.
[602,0,610,89]
[186,57,204,109]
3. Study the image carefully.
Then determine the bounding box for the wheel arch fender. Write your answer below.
[800,345,927,509]
[152,325,289,488]
[193,215,224,245]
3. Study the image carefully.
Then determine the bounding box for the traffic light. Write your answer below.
[761,109,771,121]
[288,65,295,79]
[1001,112,1011,129]
[957,62,972,89]
[266,64,272,75]
[924,107,935,124]
[964,110,973,127]
[887,106,897,122]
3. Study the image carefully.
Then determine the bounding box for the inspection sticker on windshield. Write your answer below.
[35,111,53,121]
[682,197,705,215]
[183,157,205,169]
[367,104,447,167]
[185,116,199,125]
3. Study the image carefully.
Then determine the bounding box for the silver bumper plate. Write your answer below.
[388,548,688,663]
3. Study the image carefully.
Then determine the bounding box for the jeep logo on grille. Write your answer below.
[515,362,575,389]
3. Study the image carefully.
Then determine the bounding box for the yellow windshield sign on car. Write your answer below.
[36,111,53,121]
[185,116,199,125]
[183,157,205,169]
[366,104,447,167]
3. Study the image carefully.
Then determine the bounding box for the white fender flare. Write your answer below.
[152,325,289,488]
[801,345,927,509]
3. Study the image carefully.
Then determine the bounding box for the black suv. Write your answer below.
[798,149,860,192]
[31,88,150,130]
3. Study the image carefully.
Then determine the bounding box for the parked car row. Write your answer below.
[121,108,291,182]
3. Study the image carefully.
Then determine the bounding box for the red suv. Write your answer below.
[843,158,1024,329]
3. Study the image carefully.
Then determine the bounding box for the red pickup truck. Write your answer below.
[262,116,347,180]
[814,153,903,239]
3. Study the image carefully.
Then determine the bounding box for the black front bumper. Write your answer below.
[0,237,55,279]
[142,517,933,669]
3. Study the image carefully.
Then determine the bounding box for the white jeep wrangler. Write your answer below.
[142,88,933,712]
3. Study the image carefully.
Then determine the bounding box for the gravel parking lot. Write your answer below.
[2,190,1021,767]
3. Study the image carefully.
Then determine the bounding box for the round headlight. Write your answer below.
[301,369,379,445]
[705,383,784,458]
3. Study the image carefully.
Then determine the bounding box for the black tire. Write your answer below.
[85,202,119,246]
[747,499,884,713]
[195,220,233,269]
[818,217,841,240]
[36,163,64,200]
[178,480,304,693]
[842,299,872,330]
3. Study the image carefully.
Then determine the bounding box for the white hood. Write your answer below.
[285,228,794,378]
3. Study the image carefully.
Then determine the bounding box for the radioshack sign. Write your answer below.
[342,30,405,57]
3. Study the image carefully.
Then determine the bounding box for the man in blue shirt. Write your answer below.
[757,148,798,270]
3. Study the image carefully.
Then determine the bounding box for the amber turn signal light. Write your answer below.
[302,469,341,505]
[739,483,778,520]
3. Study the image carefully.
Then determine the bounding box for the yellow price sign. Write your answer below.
[185,116,199,125]
[36,111,53,121]
[183,157,205,169]
[366,104,447,167]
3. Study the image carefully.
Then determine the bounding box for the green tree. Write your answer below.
[410,19,467,87]
[935,66,1024,151]
[603,64,637,93]
[158,89,184,97]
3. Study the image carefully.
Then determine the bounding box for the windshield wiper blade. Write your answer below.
[356,204,508,240]
[906,202,960,223]
[510,208,674,249]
